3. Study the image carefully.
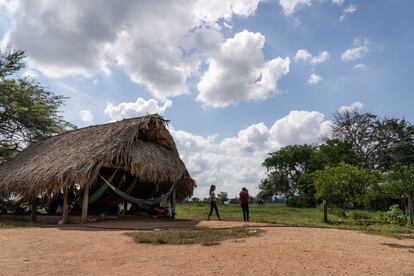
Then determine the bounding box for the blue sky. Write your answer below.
[1,0,413,197]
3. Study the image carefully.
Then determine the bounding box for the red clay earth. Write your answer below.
[0,220,413,276]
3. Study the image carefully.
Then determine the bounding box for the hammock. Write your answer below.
[99,175,174,206]
[76,168,119,207]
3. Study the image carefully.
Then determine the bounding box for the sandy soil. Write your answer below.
[0,221,413,276]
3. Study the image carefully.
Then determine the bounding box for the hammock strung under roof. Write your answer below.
[99,175,174,206]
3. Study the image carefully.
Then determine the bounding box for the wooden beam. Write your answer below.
[62,188,69,224]
[81,185,90,224]
[30,203,37,222]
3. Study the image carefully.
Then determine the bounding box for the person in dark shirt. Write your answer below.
[239,187,249,222]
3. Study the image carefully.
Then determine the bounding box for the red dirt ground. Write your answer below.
[0,220,413,275]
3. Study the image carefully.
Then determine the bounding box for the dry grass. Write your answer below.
[127,227,262,246]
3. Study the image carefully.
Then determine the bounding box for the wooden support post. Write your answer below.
[81,185,90,224]
[408,194,414,227]
[62,187,69,224]
[322,200,328,223]
[123,201,128,215]
[30,203,37,222]
[170,187,176,219]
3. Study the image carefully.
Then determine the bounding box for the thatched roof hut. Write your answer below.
[0,115,195,206]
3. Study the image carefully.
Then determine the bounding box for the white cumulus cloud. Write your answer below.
[278,0,313,15]
[2,0,264,100]
[308,73,322,85]
[333,0,345,6]
[354,64,368,70]
[341,39,370,61]
[339,4,357,21]
[295,49,329,65]
[79,110,93,123]
[197,30,290,108]
[104,98,172,122]
[172,110,331,198]
[338,101,363,113]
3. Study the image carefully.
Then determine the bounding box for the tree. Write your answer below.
[310,139,358,170]
[331,111,414,171]
[191,197,201,203]
[314,163,379,209]
[262,144,315,199]
[0,49,74,163]
[331,111,380,168]
[384,164,414,225]
[217,192,228,204]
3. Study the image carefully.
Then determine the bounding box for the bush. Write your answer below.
[314,163,379,209]
[286,196,316,208]
[382,205,407,226]
[345,210,372,220]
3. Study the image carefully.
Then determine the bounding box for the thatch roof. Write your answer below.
[0,114,195,201]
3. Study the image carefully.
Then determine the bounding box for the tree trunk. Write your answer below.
[408,194,413,226]
[62,187,69,224]
[81,185,90,224]
[401,196,406,215]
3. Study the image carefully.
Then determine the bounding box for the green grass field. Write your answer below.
[176,203,414,235]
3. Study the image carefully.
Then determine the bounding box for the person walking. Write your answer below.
[239,187,249,222]
[208,185,221,221]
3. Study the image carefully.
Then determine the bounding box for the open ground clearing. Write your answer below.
[0,220,413,276]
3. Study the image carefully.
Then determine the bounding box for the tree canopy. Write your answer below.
[259,110,414,210]
[0,49,74,163]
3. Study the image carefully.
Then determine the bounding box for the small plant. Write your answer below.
[346,210,372,220]
[382,205,407,226]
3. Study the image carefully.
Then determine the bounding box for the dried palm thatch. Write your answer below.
[0,114,195,202]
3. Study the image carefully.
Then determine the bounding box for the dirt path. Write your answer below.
[0,221,413,275]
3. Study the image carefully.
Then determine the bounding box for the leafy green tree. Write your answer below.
[331,111,414,171]
[384,164,414,225]
[314,163,379,209]
[191,197,201,203]
[331,111,381,169]
[217,192,228,204]
[310,139,358,170]
[0,49,74,163]
[262,144,315,199]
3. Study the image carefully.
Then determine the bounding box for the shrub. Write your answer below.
[286,196,315,208]
[382,205,407,226]
[314,163,379,209]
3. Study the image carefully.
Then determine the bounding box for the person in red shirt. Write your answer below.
[239,187,249,222]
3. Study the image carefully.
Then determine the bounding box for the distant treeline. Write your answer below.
[258,111,414,215]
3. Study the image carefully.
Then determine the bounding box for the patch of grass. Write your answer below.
[0,222,25,228]
[176,203,414,235]
[382,243,414,249]
[127,227,261,246]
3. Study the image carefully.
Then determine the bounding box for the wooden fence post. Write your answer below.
[322,200,328,223]
[62,187,69,224]
[81,185,90,224]
[30,202,37,222]
[408,194,413,227]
